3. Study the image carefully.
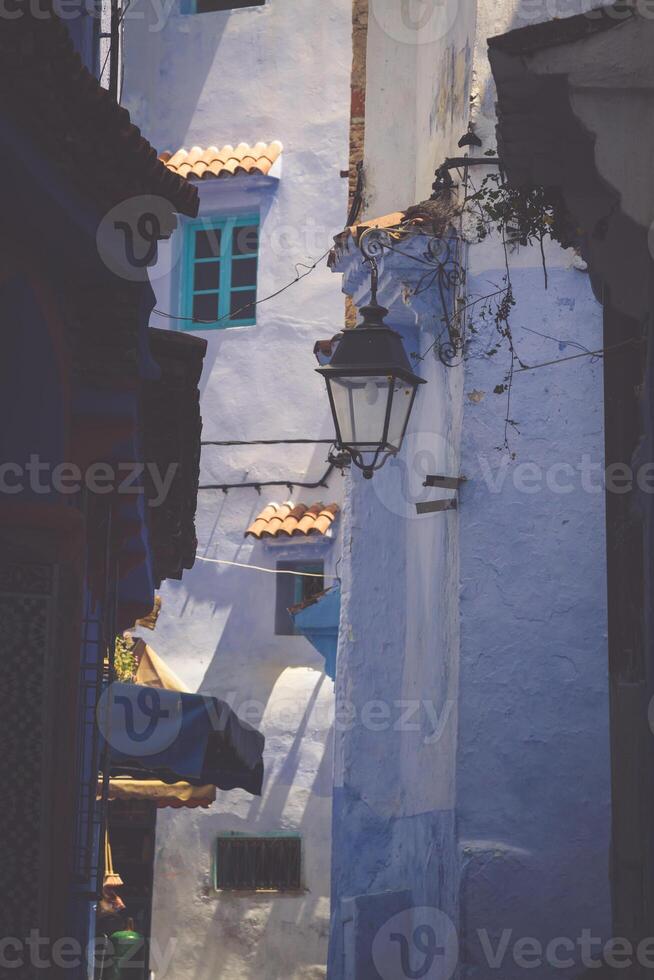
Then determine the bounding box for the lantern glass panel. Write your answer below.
[329,375,393,450]
[386,378,417,450]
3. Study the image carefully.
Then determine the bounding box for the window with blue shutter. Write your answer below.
[181,214,259,330]
[275,561,325,636]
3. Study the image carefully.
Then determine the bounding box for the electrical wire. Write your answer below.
[515,338,642,374]
[152,206,465,328]
[195,556,338,580]
[153,249,331,326]
[347,162,365,227]
[198,463,337,494]
[520,323,596,359]
[202,439,335,447]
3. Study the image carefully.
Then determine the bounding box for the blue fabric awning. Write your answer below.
[104,684,265,796]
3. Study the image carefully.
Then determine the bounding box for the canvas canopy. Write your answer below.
[105,641,264,797]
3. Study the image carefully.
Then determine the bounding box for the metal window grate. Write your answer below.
[215,835,302,891]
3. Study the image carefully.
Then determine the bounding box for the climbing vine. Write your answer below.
[399,155,563,452]
[463,162,564,451]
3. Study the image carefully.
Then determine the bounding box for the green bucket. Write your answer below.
[107,927,147,980]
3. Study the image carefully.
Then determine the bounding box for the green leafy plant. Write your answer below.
[114,635,137,683]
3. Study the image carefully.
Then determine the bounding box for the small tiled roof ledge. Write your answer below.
[329,201,460,329]
[160,141,283,182]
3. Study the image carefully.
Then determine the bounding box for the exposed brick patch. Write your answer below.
[346,0,369,328]
[348,0,368,215]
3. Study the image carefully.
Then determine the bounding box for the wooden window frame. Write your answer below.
[181,213,259,330]
[274,560,325,636]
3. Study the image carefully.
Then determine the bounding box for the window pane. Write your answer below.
[301,573,324,604]
[232,224,258,256]
[230,290,256,321]
[193,293,219,322]
[329,376,391,450]
[194,261,221,292]
[195,228,222,259]
[386,379,415,450]
[231,257,257,288]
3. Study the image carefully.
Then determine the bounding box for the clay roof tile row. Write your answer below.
[245,502,340,539]
[160,141,283,181]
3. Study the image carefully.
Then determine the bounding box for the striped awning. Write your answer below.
[101,777,216,810]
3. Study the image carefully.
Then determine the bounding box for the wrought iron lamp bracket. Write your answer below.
[358,227,393,306]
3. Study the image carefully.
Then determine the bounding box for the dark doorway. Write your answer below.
[107,799,156,970]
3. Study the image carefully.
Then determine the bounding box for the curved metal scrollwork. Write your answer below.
[356,222,467,368]
[359,228,394,306]
[359,227,392,262]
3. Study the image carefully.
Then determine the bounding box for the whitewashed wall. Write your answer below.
[362,0,478,217]
[122,3,352,977]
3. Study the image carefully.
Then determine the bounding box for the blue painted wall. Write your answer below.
[457,264,611,978]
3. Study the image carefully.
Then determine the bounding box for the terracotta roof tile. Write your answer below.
[160,141,283,181]
[245,502,340,539]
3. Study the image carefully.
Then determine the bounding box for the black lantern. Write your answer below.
[317,300,426,479]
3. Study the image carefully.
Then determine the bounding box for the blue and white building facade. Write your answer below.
[122,1,612,978]
[122,2,353,977]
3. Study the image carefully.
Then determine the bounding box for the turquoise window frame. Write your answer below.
[181,213,259,330]
[274,560,325,636]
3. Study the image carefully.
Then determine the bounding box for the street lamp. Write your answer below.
[317,235,426,479]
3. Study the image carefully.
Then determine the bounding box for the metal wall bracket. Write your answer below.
[416,499,458,515]
[423,475,467,491]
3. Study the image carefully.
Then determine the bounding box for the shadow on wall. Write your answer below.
[122,11,229,153]
[192,668,333,980]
